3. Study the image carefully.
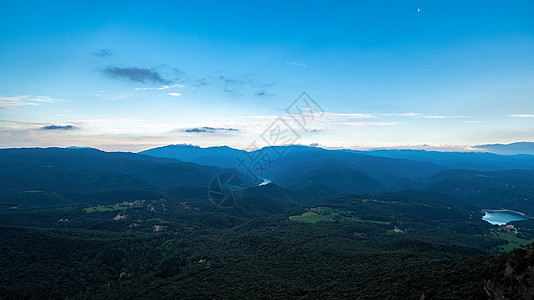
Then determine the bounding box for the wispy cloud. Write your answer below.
[215,111,476,134]
[189,75,275,97]
[70,119,144,125]
[217,111,392,134]
[422,115,469,119]
[380,112,469,119]
[322,112,375,119]
[40,125,78,130]
[1,119,145,134]
[219,76,248,86]
[103,67,170,84]
[0,97,37,108]
[166,70,277,98]
[380,113,422,117]
[95,49,113,57]
[218,75,250,95]
[0,95,56,109]
[0,119,48,126]
[234,112,374,124]
[347,144,484,152]
[255,90,275,97]
[168,92,182,97]
[92,90,135,101]
[508,114,534,118]
[285,61,307,68]
[176,127,239,133]
[191,78,209,87]
[134,84,184,91]
[0,127,178,152]
[335,121,400,127]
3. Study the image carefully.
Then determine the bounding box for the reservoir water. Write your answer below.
[482,210,527,225]
[258,177,271,186]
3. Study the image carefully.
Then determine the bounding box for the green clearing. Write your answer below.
[495,231,534,252]
[290,207,361,223]
[84,200,146,213]
[146,218,166,224]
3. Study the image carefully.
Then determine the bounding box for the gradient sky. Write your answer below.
[1,0,533,151]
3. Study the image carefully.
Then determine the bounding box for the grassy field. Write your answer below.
[289,207,360,223]
[146,218,166,224]
[495,231,534,252]
[84,200,146,213]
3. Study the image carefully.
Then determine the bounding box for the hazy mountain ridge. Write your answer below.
[141,143,534,195]
[142,144,449,193]
[0,147,249,192]
[140,144,245,168]
[359,148,534,171]
[4,145,534,214]
[138,144,534,216]
[475,142,534,156]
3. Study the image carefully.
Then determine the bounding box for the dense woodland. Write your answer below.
[0,188,531,299]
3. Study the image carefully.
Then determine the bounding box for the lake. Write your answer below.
[482,210,527,225]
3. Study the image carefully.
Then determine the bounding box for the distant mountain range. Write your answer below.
[140,142,534,172]
[140,142,534,184]
[140,144,449,193]
[2,143,534,213]
[138,143,534,213]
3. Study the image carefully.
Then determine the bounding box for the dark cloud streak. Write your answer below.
[178,127,239,133]
[255,90,275,97]
[95,49,113,57]
[40,125,78,130]
[218,76,248,86]
[103,67,170,84]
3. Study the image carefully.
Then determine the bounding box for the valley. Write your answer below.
[1,145,534,298]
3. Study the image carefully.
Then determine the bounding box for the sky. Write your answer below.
[1,0,533,152]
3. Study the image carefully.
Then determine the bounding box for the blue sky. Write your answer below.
[1,0,533,151]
